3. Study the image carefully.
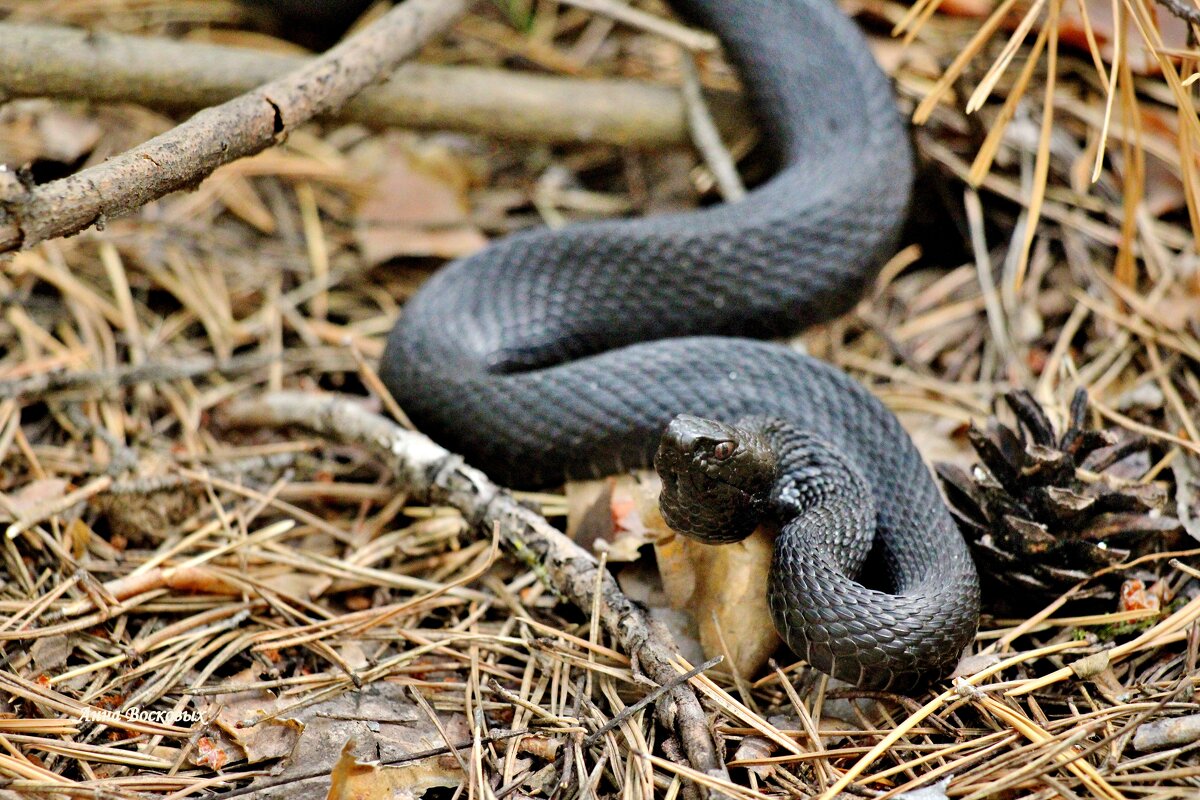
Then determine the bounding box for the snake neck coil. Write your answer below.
[379,0,980,691]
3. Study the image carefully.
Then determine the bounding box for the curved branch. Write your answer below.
[0,0,469,253]
[220,391,732,797]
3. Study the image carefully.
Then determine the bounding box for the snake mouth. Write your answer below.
[652,414,775,544]
[656,446,744,500]
[656,448,752,500]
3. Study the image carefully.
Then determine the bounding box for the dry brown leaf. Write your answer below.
[352,133,486,265]
[4,478,70,518]
[731,731,776,777]
[566,475,652,561]
[327,739,461,800]
[898,411,976,472]
[865,33,941,77]
[953,652,1004,678]
[939,0,996,16]
[1120,578,1162,612]
[633,473,780,677]
[232,681,468,800]
[199,671,302,766]
[0,101,102,167]
[65,518,91,559]
[260,563,334,599]
[192,732,239,771]
[29,636,72,673]
[517,735,561,760]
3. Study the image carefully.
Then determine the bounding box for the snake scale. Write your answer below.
[380,0,980,691]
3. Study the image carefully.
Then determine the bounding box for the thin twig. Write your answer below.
[678,48,746,202]
[556,0,719,51]
[584,655,723,746]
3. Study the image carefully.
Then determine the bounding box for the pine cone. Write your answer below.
[937,389,1182,597]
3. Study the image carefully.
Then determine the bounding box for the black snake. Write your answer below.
[380,0,980,691]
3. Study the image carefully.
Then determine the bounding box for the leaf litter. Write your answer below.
[0,0,1198,798]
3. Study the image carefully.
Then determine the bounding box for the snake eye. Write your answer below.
[713,441,735,461]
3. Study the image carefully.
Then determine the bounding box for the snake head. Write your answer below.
[653,414,776,544]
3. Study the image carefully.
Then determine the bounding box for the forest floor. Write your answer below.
[0,1,1198,798]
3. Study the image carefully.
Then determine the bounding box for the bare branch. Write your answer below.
[0,0,470,253]
[219,391,733,797]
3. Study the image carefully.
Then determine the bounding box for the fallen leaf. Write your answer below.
[731,731,776,778]
[938,0,994,16]
[634,472,780,677]
[898,411,977,472]
[865,33,941,77]
[232,680,468,800]
[192,735,234,771]
[29,636,72,672]
[0,101,101,167]
[66,518,92,559]
[4,478,70,518]
[566,475,652,561]
[517,735,561,760]
[953,652,1003,678]
[198,671,302,766]
[327,738,461,800]
[352,133,487,264]
[1119,578,1161,613]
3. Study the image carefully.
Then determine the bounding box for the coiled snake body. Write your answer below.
[381,0,980,691]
